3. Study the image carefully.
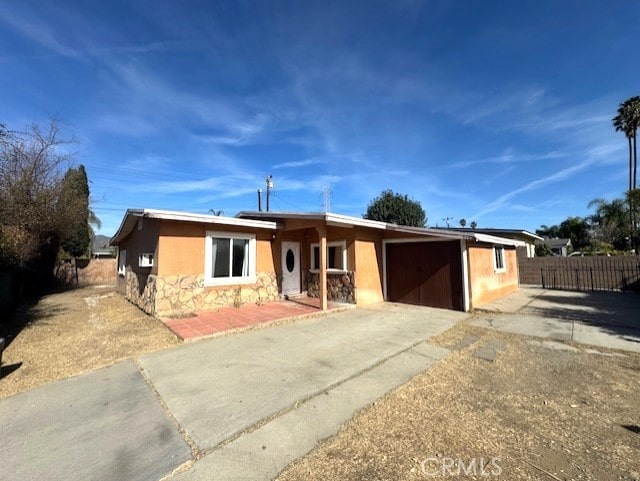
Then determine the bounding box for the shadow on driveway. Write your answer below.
[473,289,640,352]
[521,290,640,339]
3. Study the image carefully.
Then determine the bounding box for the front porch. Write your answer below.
[163,297,353,341]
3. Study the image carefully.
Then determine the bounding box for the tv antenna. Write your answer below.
[320,185,332,213]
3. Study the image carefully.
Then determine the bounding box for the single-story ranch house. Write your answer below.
[110,209,524,317]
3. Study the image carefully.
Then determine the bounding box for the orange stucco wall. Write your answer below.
[467,242,518,308]
[354,228,384,305]
[157,220,275,276]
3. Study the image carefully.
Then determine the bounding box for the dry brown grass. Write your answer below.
[0,286,179,399]
[277,320,640,481]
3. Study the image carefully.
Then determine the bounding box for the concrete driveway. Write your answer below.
[0,302,465,481]
[472,288,640,353]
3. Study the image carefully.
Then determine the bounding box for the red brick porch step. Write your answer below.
[163,298,348,341]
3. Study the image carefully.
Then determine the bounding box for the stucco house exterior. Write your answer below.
[109,209,524,317]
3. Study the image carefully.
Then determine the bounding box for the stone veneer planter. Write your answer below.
[124,271,279,317]
[306,271,356,304]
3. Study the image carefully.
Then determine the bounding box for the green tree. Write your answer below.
[535,243,552,257]
[558,216,591,250]
[613,96,640,191]
[364,190,426,226]
[59,165,92,257]
[588,197,630,250]
[459,218,467,227]
[535,224,560,238]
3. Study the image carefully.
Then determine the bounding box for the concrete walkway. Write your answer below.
[473,287,640,353]
[0,302,464,481]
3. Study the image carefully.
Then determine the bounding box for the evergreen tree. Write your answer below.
[364,190,426,227]
[59,165,91,257]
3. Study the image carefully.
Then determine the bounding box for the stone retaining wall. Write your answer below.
[154,271,279,317]
[306,271,356,304]
[124,270,157,315]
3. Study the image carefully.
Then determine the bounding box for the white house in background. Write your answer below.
[447,228,542,258]
[537,238,572,257]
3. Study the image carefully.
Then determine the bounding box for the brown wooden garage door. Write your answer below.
[386,241,464,310]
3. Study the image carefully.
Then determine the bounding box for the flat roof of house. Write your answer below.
[110,209,278,245]
[236,211,526,247]
[446,227,543,241]
[537,238,572,248]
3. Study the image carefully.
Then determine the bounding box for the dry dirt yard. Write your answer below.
[277,318,640,481]
[0,285,179,399]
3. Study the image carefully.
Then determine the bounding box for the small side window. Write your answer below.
[310,240,347,272]
[139,253,154,268]
[493,246,506,272]
[118,249,127,276]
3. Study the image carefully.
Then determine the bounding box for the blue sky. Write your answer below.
[1,1,638,236]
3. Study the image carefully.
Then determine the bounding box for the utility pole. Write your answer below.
[265,175,273,212]
[442,217,454,228]
[257,189,262,212]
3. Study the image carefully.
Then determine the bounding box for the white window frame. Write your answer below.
[138,253,154,268]
[118,249,126,277]
[204,231,257,286]
[493,246,506,273]
[310,240,347,273]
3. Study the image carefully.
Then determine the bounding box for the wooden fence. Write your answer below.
[518,256,640,292]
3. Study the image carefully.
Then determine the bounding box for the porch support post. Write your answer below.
[317,224,328,311]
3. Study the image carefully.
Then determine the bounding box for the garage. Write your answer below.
[385,240,464,310]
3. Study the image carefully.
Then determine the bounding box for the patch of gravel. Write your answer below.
[0,286,179,399]
[276,320,640,481]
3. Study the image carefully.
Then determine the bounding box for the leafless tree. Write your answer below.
[0,120,75,266]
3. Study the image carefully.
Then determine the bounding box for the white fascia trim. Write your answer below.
[460,239,470,312]
[142,209,277,230]
[473,233,526,247]
[382,240,388,301]
[110,208,277,245]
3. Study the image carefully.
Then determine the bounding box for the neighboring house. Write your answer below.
[448,228,542,258]
[537,238,572,257]
[109,209,525,317]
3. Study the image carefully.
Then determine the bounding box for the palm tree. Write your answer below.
[613,96,640,191]
[613,104,633,192]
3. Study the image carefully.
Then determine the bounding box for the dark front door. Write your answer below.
[386,241,463,310]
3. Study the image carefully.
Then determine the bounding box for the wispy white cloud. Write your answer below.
[272,158,321,169]
[0,5,186,60]
[472,142,623,219]
[450,148,567,169]
[0,7,79,57]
